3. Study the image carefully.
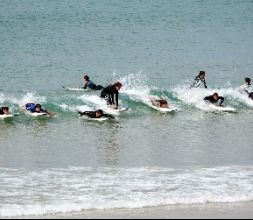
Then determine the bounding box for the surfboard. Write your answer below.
[25,111,48,117]
[207,104,237,113]
[63,86,87,92]
[80,115,110,122]
[146,102,177,113]
[0,114,15,119]
[105,106,129,115]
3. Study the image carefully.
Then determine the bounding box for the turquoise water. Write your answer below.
[0,0,253,217]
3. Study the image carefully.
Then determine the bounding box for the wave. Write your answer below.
[1,75,253,117]
[0,166,252,217]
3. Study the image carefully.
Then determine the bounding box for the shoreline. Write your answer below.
[12,201,253,219]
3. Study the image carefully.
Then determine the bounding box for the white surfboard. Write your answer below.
[80,115,110,122]
[0,114,15,119]
[105,106,129,115]
[63,86,87,92]
[207,104,237,113]
[25,111,48,117]
[146,102,177,113]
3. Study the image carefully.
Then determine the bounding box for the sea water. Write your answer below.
[0,0,253,217]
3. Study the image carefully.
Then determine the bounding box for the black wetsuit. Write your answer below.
[190,76,208,89]
[83,81,103,91]
[249,92,253,100]
[0,109,5,115]
[79,111,114,119]
[204,95,224,106]
[100,85,119,107]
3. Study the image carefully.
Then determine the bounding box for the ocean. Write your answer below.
[0,0,253,218]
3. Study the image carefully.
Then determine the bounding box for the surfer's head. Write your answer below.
[213,93,219,101]
[84,75,90,82]
[35,104,42,113]
[198,71,206,80]
[160,99,169,109]
[245,78,251,86]
[96,109,104,118]
[114,82,122,91]
[1,107,9,115]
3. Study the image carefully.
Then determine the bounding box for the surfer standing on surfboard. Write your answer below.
[83,75,104,91]
[190,71,208,89]
[150,97,169,109]
[78,109,115,119]
[0,107,10,115]
[204,93,225,106]
[240,78,253,100]
[25,103,54,117]
[100,82,123,110]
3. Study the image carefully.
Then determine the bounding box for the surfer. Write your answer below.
[150,97,169,109]
[78,109,115,119]
[25,103,54,117]
[100,82,123,109]
[0,107,10,115]
[204,93,225,106]
[240,78,251,93]
[190,71,208,89]
[83,75,104,91]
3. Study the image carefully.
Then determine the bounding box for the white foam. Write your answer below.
[173,86,249,111]
[0,166,252,217]
[9,92,46,107]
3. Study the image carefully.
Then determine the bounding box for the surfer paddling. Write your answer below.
[0,107,10,115]
[78,109,114,119]
[25,103,54,117]
[190,71,208,89]
[101,82,123,110]
[150,97,169,109]
[204,93,225,106]
[83,75,104,91]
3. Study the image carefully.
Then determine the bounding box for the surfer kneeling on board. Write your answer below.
[204,93,225,107]
[150,97,169,109]
[0,107,10,115]
[25,103,54,117]
[83,75,104,91]
[101,82,123,110]
[190,71,208,89]
[78,109,114,119]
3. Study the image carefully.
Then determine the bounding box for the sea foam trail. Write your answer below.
[0,166,252,217]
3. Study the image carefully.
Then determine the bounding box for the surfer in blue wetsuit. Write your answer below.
[101,82,122,109]
[25,103,54,117]
[190,71,208,89]
[204,93,225,106]
[0,107,10,115]
[83,75,104,91]
[78,109,114,119]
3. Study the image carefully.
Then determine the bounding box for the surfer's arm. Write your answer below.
[115,92,119,108]
[203,79,208,89]
[45,110,54,117]
[219,97,225,106]
[103,114,115,119]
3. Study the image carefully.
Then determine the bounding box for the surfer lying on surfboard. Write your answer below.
[204,93,225,106]
[83,75,104,91]
[0,107,10,115]
[101,82,123,110]
[78,109,115,119]
[25,103,54,117]
[150,97,169,109]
